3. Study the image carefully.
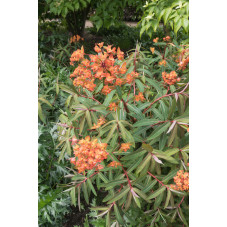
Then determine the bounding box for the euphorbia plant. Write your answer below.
[57,37,189,226]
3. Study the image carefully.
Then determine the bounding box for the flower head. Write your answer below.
[134,92,145,102]
[109,102,118,111]
[153,37,159,43]
[70,136,108,173]
[120,143,131,152]
[91,117,106,129]
[108,161,122,168]
[150,47,155,54]
[170,170,189,191]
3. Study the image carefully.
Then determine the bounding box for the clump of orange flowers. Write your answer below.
[134,92,145,102]
[120,143,131,152]
[150,47,155,54]
[91,116,106,129]
[170,170,189,191]
[159,60,167,66]
[162,71,180,85]
[163,36,171,42]
[69,43,139,94]
[109,102,118,111]
[70,35,84,43]
[178,56,189,71]
[175,47,189,71]
[153,37,159,43]
[108,161,122,168]
[70,136,108,173]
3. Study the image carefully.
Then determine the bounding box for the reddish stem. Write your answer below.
[178,196,185,208]
[143,83,189,114]
[147,171,169,190]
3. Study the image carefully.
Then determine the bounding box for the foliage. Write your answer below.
[40,0,146,35]
[139,0,189,37]
[56,38,189,226]
[38,124,72,226]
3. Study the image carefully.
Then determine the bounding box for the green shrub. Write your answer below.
[56,37,189,226]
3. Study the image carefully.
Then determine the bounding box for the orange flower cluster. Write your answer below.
[134,92,145,102]
[70,35,84,43]
[70,136,108,173]
[69,43,139,94]
[109,102,118,111]
[150,47,155,54]
[70,46,85,64]
[153,37,159,43]
[170,170,189,191]
[163,36,171,42]
[159,60,167,66]
[108,161,122,168]
[162,71,180,85]
[178,56,189,71]
[91,117,106,129]
[175,48,189,71]
[120,143,131,152]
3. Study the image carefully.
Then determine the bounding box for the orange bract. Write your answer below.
[91,117,106,129]
[70,35,83,43]
[170,170,189,191]
[163,36,171,42]
[109,102,118,111]
[70,136,108,173]
[108,161,122,168]
[162,71,180,85]
[159,60,167,66]
[150,47,155,54]
[120,143,131,152]
[153,37,159,43]
[134,92,145,102]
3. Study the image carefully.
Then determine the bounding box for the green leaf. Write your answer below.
[133,119,159,127]
[103,90,116,106]
[70,187,76,206]
[85,110,92,128]
[82,182,89,204]
[87,178,97,196]
[133,188,151,202]
[154,190,164,209]
[147,186,166,200]
[114,204,124,224]
[167,124,178,147]
[154,153,178,164]
[101,179,128,189]
[135,79,145,92]
[174,17,182,34]
[162,169,178,184]
[136,153,152,174]
[98,173,109,183]
[164,189,171,208]
[96,19,103,31]
[142,143,153,152]
[103,124,117,143]
[107,186,130,204]
[163,8,172,25]
[143,180,157,193]
[127,103,144,120]
[38,102,46,123]
[121,149,147,161]
[133,193,141,208]
[147,122,171,141]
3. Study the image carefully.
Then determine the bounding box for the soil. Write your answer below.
[63,203,90,227]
